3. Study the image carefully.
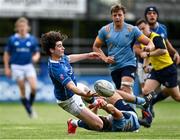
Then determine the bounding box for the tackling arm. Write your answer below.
[137,34,155,52]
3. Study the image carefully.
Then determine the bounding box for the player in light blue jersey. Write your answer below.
[41,31,104,134]
[3,17,40,118]
[144,6,180,118]
[67,90,155,132]
[93,4,154,97]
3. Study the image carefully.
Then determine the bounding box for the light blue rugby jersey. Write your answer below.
[4,33,40,65]
[112,111,140,132]
[98,22,142,71]
[48,55,76,101]
[151,22,167,39]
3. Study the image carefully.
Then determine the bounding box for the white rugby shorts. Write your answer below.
[57,94,85,116]
[11,64,37,81]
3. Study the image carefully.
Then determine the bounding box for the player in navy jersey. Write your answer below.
[41,31,105,134]
[3,17,40,118]
[92,4,154,100]
[144,6,180,118]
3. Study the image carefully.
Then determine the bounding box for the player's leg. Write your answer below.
[76,107,103,130]
[115,89,154,109]
[58,94,103,134]
[17,79,32,116]
[167,86,180,101]
[111,66,136,93]
[150,65,179,117]
[26,76,37,106]
[25,64,37,106]
[142,79,160,95]
[11,65,32,117]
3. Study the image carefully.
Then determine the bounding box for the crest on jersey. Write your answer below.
[26,41,31,47]
[14,41,20,46]
[60,74,64,80]
[127,26,133,32]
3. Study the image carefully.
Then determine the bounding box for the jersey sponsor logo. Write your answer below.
[16,48,30,52]
[125,34,129,37]
[127,26,133,32]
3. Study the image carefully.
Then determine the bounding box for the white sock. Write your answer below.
[71,119,78,127]
[92,99,98,106]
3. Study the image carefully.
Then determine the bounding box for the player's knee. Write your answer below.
[91,119,103,130]
[142,88,149,95]
[173,95,180,102]
[121,81,133,93]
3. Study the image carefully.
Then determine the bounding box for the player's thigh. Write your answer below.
[11,64,25,81]
[108,91,123,105]
[25,64,37,89]
[57,94,85,116]
[143,79,160,94]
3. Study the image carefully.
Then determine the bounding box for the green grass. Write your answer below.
[0,101,180,139]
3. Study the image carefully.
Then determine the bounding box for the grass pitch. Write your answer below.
[0,101,180,139]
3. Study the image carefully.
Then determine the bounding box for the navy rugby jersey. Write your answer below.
[151,22,167,39]
[48,55,76,101]
[4,33,39,65]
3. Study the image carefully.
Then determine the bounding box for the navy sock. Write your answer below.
[77,120,93,130]
[114,99,135,112]
[29,93,35,106]
[20,97,32,114]
[152,92,168,105]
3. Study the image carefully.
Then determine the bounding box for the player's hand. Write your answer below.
[96,98,107,109]
[4,67,11,78]
[104,56,115,64]
[32,53,40,63]
[86,90,98,97]
[88,52,101,60]
[140,52,148,58]
[173,52,180,65]
[143,65,152,73]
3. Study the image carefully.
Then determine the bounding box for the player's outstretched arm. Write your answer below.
[68,52,100,63]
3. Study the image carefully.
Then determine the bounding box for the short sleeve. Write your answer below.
[31,36,40,53]
[153,36,166,49]
[51,64,72,86]
[97,26,106,42]
[133,26,143,39]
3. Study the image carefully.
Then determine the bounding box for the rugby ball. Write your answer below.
[94,80,115,97]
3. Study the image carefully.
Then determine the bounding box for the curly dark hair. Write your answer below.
[40,31,67,56]
[99,116,112,131]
